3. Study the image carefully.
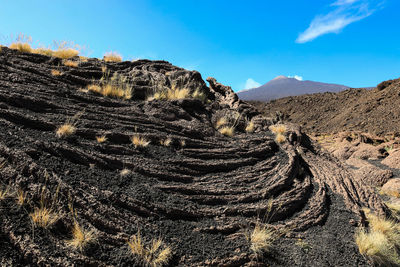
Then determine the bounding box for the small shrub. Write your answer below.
[127,233,172,267]
[30,206,61,228]
[56,123,76,138]
[192,89,207,102]
[131,134,150,148]
[63,60,79,67]
[275,133,286,144]
[219,126,235,137]
[66,220,96,251]
[96,135,107,143]
[103,51,122,62]
[51,69,63,76]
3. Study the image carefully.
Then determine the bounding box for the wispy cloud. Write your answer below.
[288,75,303,81]
[296,0,383,43]
[244,78,261,90]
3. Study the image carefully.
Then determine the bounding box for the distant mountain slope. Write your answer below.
[238,75,350,101]
[252,77,400,136]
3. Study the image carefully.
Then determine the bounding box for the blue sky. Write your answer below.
[1,0,399,91]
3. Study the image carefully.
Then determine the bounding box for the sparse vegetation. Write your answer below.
[270,124,286,134]
[30,206,61,228]
[120,168,131,177]
[248,222,275,255]
[0,186,9,200]
[9,42,33,53]
[66,220,96,251]
[160,138,172,147]
[355,209,400,265]
[16,189,27,206]
[51,69,63,76]
[245,121,255,133]
[127,232,172,267]
[56,123,76,138]
[96,135,107,143]
[63,60,79,67]
[215,117,228,129]
[179,140,186,148]
[149,86,190,101]
[219,126,235,137]
[103,51,122,62]
[275,133,286,144]
[131,134,150,148]
[192,88,207,102]
[87,71,132,99]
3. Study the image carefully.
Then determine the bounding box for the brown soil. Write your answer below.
[251,78,400,136]
[0,47,387,266]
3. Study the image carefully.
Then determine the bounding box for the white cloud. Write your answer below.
[288,75,303,81]
[244,78,261,90]
[296,0,382,43]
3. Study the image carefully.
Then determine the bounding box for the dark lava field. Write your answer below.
[0,46,389,266]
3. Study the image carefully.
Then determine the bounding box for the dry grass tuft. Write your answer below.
[9,42,33,53]
[56,123,76,138]
[96,135,107,143]
[180,140,186,148]
[355,210,400,265]
[16,189,27,206]
[51,69,63,76]
[160,138,172,147]
[246,121,255,133]
[219,126,235,137]
[149,87,190,101]
[66,220,96,251]
[120,168,131,177]
[87,71,132,100]
[215,117,228,129]
[131,134,150,148]
[192,89,207,102]
[270,125,287,134]
[53,48,79,59]
[275,133,286,144]
[248,222,275,255]
[103,51,123,62]
[30,206,61,228]
[127,233,172,267]
[34,47,54,57]
[0,187,9,200]
[63,60,79,67]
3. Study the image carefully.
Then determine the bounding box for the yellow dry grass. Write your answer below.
[120,168,131,177]
[103,51,123,62]
[149,87,190,101]
[30,206,61,228]
[246,121,255,133]
[127,233,172,267]
[34,47,54,57]
[215,117,228,129]
[51,69,63,76]
[248,222,275,255]
[179,140,186,148]
[9,42,33,53]
[16,189,27,206]
[96,135,107,143]
[87,72,132,100]
[131,134,150,148]
[160,138,172,147]
[63,60,79,67]
[56,123,76,138]
[192,89,207,102]
[219,126,235,137]
[0,187,9,200]
[53,48,79,59]
[275,133,286,144]
[66,221,96,251]
[355,210,400,265]
[270,125,287,134]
